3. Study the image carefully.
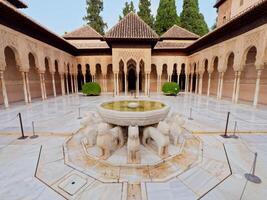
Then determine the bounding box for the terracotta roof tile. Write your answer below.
[161,25,199,39]
[105,12,159,39]
[154,41,192,49]
[63,25,103,39]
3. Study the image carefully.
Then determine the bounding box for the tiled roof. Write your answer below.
[63,25,103,39]
[161,25,199,39]
[105,12,159,40]
[154,41,192,49]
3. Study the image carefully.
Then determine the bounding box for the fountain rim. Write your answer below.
[97,99,170,114]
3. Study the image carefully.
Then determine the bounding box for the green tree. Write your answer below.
[119,1,136,20]
[155,0,180,35]
[83,0,107,35]
[180,0,209,36]
[137,0,154,28]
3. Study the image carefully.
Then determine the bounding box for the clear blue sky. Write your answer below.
[22,0,217,36]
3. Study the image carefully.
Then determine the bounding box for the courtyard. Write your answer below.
[0,93,267,200]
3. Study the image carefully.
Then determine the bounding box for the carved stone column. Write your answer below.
[60,74,65,95]
[177,73,180,86]
[232,71,238,102]
[195,74,199,94]
[216,73,221,99]
[25,72,31,103]
[39,73,45,100]
[0,71,9,108]
[185,74,189,92]
[70,74,74,93]
[219,72,224,99]
[65,74,69,95]
[42,73,47,99]
[234,71,242,103]
[148,73,151,96]
[113,73,117,96]
[190,74,193,93]
[124,72,127,96]
[207,73,211,97]
[253,69,262,107]
[21,71,28,103]
[136,67,140,97]
[52,73,56,97]
[116,73,119,96]
[198,73,203,95]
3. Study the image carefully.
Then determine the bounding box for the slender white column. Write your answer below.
[232,71,237,102]
[136,69,140,97]
[195,74,199,94]
[177,74,180,86]
[159,75,162,94]
[52,73,56,97]
[199,74,203,95]
[113,73,116,96]
[21,72,28,103]
[83,74,86,84]
[234,71,241,103]
[0,71,9,108]
[185,74,189,92]
[148,73,151,96]
[71,74,74,93]
[124,73,127,96]
[207,73,211,97]
[190,74,193,93]
[253,70,262,107]
[216,73,221,99]
[116,73,119,96]
[65,74,69,95]
[25,72,31,103]
[144,73,148,96]
[42,74,47,99]
[60,74,65,95]
[39,73,44,100]
[219,73,224,99]
[157,75,159,93]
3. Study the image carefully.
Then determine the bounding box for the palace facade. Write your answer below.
[0,0,267,108]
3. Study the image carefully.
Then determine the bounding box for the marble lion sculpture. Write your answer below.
[142,121,170,158]
[96,123,124,159]
[168,113,186,145]
[80,111,103,147]
[127,126,140,164]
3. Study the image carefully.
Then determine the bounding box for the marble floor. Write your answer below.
[0,93,267,200]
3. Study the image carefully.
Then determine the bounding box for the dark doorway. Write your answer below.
[128,68,136,91]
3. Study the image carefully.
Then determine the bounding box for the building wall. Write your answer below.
[217,0,232,27]
[231,0,261,17]
[188,23,267,106]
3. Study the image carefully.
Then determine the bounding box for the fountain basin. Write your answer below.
[97,100,170,126]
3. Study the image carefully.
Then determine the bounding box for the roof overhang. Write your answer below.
[6,0,27,9]
[0,1,77,55]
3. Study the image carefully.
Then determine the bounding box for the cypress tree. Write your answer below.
[137,0,154,28]
[119,1,136,20]
[180,0,209,36]
[155,0,180,35]
[84,0,107,35]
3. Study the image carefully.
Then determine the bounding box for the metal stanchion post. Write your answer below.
[231,121,239,139]
[221,112,230,138]
[18,113,28,140]
[245,152,262,184]
[77,107,82,119]
[188,108,193,120]
[30,121,38,139]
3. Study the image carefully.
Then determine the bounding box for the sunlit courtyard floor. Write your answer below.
[0,93,267,200]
